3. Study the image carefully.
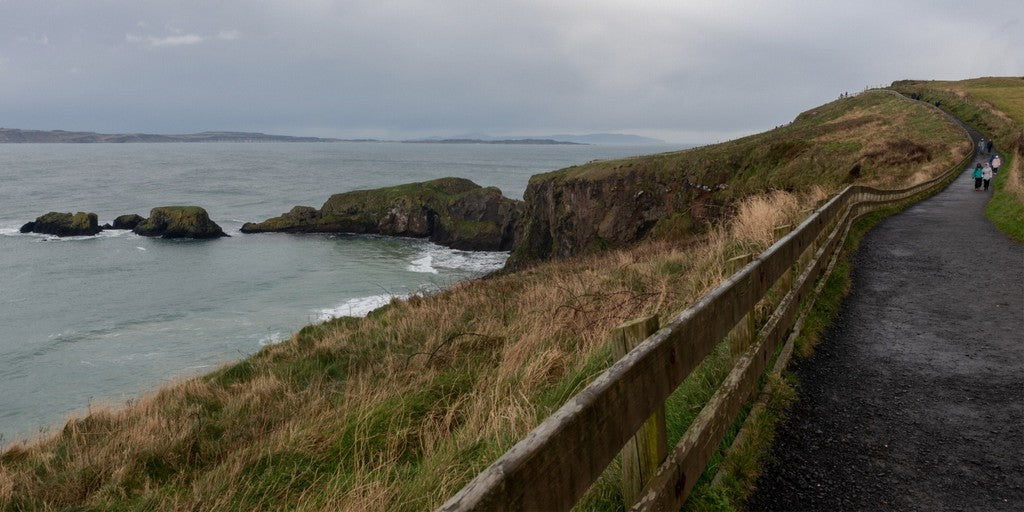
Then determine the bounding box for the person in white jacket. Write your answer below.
[982,163,994,191]
[992,154,1002,175]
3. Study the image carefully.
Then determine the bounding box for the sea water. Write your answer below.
[0,141,673,445]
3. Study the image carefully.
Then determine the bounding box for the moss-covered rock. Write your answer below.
[134,207,228,239]
[111,214,145,230]
[242,177,521,250]
[20,211,101,237]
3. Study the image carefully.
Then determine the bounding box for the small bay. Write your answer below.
[0,141,673,445]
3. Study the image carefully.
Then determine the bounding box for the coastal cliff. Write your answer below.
[0,85,983,511]
[509,166,713,266]
[507,91,968,267]
[242,177,522,251]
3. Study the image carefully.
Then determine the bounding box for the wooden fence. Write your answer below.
[439,123,974,512]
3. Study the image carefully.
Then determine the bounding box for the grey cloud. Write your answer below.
[0,0,1020,143]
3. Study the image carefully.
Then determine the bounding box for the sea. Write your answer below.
[0,141,675,446]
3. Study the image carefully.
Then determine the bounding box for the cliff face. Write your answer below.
[508,90,972,268]
[242,177,522,251]
[508,168,715,267]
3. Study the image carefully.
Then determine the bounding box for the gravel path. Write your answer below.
[747,127,1024,511]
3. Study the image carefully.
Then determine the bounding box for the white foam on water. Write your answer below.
[315,293,409,321]
[409,242,509,274]
[407,253,439,274]
[96,229,138,239]
[136,246,147,251]
[0,225,138,241]
[258,332,289,346]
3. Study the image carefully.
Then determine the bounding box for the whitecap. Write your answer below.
[315,293,408,321]
[424,244,509,273]
[404,241,508,275]
[96,229,138,239]
[258,331,289,346]
[407,253,439,274]
[0,226,137,241]
[136,246,147,251]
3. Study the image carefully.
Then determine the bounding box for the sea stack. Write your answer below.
[111,213,145,230]
[133,206,228,239]
[20,211,102,237]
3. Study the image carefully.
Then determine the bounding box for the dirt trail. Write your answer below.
[747,125,1024,511]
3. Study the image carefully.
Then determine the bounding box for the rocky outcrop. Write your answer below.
[20,212,102,237]
[506,168,715,268]
[112,214,145,230]
[242,177,521,251]
[134,206,228,239]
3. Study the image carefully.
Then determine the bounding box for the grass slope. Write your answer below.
[533,90,963,195]
[892,77,1024,241]
[0,92,968,511]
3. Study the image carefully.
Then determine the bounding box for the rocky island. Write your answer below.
[19,212,102,237]
[133,207,228,239]
[20,207,226,239]
[242,177,521,251]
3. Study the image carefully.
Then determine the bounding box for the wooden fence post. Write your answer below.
[612,315,667,508]
[773,225,793,295]
[726,254,755,357]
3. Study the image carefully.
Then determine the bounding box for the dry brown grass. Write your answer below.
[0,90,972,511]
[730,190,805,247]
[0,189,822,511]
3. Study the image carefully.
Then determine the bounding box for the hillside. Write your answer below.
[509,91,967,266]
[0,91,970,511]
[891,77,1024,240]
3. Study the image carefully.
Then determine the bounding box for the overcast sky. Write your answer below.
[1,1,1020,143]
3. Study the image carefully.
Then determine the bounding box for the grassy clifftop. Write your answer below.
[510,91,969,266]
[893,77,1024,241]
[0,91,970,511]
[534,90,963,191]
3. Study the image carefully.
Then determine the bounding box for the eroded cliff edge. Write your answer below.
[506,90,971,268]
[244,92,970,267]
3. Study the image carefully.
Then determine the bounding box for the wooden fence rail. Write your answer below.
[440,116,974,511]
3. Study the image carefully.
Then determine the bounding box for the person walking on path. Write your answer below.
[993,154,1002,175]
[978,138,987,154]
[983,163,994,191]
[747,125,1024,512]
[973,163,984,190]
[986,139,994,154]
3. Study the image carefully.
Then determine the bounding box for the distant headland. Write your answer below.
[0,128,664,145]
[401,138,584,145]
[0,128,343,143]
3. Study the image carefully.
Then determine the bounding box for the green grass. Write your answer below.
[533,91,959,194]
[986,153,1024,241]
[511,90,969,266]
[676,183,961,510]
[892,77,1024,241]
[0,88,973,512]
